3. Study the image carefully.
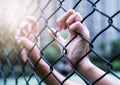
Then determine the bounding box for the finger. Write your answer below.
[17,37,40,61]
[16,36,35,51]
[19,20,31,36]
[15,30,28,62]
[69,21,90,39]
[21,48,28,62]
[75,13,88,29]
[56,9,75,31]
[22,24,31,36]
[26,16,39,35]
[66,12,82,28]
[74,12,83,22]
[15,29,22,36]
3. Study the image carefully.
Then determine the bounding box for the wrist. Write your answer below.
[77,56,94,72]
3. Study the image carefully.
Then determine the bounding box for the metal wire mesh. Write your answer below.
[0,0,120,85]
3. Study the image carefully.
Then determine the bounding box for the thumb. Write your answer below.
[48,29,65,50]
[26,16,39,35]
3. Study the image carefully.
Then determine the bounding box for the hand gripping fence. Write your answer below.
[0,0,120,85]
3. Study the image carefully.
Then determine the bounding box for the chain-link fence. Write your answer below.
[0,0,120,85]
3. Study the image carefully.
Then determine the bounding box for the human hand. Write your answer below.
[15,16,39,62]
[49,9,90,64]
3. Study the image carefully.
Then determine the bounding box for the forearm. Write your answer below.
[20,38,59,84]
[20,38,79,85]
[30,51,80,85]
[35,59,60,85]
[28,46,79,85]
[78,56,118,85]
[27,45,60,84]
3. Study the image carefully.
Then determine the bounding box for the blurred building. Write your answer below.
[0,0,120,53]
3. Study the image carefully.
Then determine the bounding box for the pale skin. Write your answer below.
[15,9,120,85]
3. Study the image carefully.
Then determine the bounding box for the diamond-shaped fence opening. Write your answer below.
[0,0,120,85]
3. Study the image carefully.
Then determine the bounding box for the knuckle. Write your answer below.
[74,21,81,28]
[66,20,70,26]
